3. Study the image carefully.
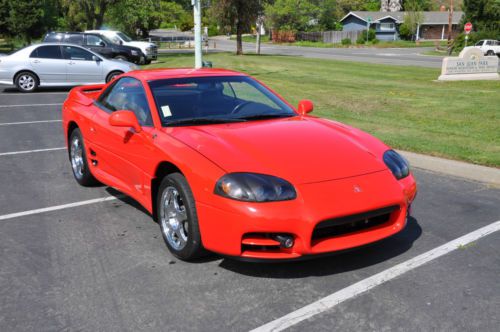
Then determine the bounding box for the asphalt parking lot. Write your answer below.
[0,87,499,332]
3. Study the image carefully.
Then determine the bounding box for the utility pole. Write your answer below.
[447,0,454,54]
[192,0,202,69]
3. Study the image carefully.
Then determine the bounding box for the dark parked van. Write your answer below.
[43,32,144,64]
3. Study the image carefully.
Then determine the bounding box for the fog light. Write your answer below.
[274,235,294,249]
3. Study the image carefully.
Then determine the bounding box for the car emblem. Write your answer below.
[353,185,362,193]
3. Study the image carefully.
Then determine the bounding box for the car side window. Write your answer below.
[62,46,94,61]
[98,77,153,127]
[30,46,63,59]
[64,34,84,44]
[87,35,106,47]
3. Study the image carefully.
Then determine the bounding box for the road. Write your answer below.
[0,87,499,331]
[209,39,444,68]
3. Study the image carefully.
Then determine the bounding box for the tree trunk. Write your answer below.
[236,19,243,55]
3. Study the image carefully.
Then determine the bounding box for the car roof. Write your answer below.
[129,68,248,81]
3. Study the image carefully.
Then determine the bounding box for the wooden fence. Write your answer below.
[296,30,362,44]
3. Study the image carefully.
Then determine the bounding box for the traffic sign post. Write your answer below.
[464,22,472,47]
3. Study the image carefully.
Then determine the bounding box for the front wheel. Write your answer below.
[157,173,205,261]
[69,128,98,186]
[486,50,495,56]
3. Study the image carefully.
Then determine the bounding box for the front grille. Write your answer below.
[312,205,399,241]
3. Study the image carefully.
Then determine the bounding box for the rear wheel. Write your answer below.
[114,55,128,61]
[486,50,495,56]
[15,71,38,93]
[145,59,152,65]
[106,71,123,83]
[157,173,205,261]
[69,128,98,186]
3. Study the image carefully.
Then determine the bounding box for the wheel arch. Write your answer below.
[13,69,40,85]
[151,161,184,221]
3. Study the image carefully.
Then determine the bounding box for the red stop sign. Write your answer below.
[464,22,473,34]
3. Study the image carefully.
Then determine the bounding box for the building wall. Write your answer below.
[342,16,367,31]
[420,25,460,40]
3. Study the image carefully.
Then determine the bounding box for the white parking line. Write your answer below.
[251,220,500,332]
[0,103,62,108]
[0,147,66,156]
[0,196,119,221]
[0,120,62,126]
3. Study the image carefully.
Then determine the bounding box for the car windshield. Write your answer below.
[117,32,133,42]
[149,76,296,126]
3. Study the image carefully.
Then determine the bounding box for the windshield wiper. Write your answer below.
[164,117,247,127]
[235,113,294,121]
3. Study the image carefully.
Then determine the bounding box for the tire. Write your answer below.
[106,70,123,83]
[15,71,38,93]
[145,59,152,65]
[114,55,128,61]
[157,173,205,261]
[69,128,98,186]
[486,50,495,56]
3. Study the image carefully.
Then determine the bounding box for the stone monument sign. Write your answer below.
[438,47,499,81]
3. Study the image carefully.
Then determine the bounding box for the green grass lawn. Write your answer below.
[230,35,446,49]
[145,53,500,167]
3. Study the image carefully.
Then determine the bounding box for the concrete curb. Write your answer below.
[399,151,500,187]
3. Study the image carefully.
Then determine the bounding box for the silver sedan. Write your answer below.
[0,43,138,92]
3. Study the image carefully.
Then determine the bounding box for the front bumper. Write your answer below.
[145,45,158,60]
[197,170,417,260]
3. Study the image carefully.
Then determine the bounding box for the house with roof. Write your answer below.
[340,11,464,41]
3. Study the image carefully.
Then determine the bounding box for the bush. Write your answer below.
[341,38,351,45]
[399,22,412,40]
[356,29,376,44]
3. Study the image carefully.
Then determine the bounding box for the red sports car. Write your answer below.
[62,68,417,261]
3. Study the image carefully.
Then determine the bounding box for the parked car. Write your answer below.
[62,68,417,261]
[0,43,137,92]
[43,32,144,64]
[471,40,500,56]
[86,30,157,64]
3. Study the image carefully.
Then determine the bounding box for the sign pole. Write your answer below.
[192,0,202,69]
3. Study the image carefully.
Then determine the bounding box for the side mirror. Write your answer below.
[109,110,142,133]
[92,55,102,62]
[99,41,106,47]
[119,40,123,45]
[297,99,314,115]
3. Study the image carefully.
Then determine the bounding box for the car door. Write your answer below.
[62,45,103,84]
[90,77,157,203]
[29,45,67,84]
[85,34,114,59]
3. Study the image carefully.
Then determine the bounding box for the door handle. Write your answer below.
[68,61,75,65]
[33,60,40,63]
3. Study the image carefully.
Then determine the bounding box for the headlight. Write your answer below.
[131,50,139,56]
[383,150,410,180]
[215,173,296,202]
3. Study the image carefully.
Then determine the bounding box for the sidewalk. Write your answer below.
[400,151,500,187]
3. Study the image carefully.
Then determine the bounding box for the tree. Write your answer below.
[400,0,425,41]
[107,0,162,37]
[7,0,46,44]
[160,1,193,31]
[463,0,500,33]
[211,0,261,55]
[61,0,118,30]
[0,0,9,37]
[265,0,321,32]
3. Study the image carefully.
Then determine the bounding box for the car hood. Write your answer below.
[126,41,155,49]
[167,117,388,184]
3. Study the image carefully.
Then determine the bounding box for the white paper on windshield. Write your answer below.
[161,105,172,117]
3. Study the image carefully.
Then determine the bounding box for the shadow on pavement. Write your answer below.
[219,217,422,278]
[1,87,72,94]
